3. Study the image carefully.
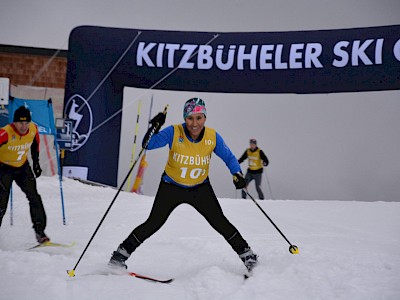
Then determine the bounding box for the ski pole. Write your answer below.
[67,105,168,277]
[264,172,274,200]
[9,187,13,226]
[243,188,299,254]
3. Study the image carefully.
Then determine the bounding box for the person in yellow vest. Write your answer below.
[109,98,258,272]
[0,106,50,244]
[238,139,269,200]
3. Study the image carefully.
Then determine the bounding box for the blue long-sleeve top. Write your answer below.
[145,123,241,188]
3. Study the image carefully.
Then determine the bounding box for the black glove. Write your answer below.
[149,112,166,134]
[233,172,246,189]
[142,112,167,149]
[33,161,42,178]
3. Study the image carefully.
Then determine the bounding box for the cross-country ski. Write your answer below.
[28,241,76,250]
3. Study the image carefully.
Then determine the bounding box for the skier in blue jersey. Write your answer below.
[109,98,258,272]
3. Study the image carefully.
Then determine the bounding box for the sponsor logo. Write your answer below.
[136,41,325,71]
[37,126,48,134]
[64,94,93,152]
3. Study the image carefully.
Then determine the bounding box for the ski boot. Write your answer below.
[109,245,130,269]
[35,230,50,244]
[239,248,258,272]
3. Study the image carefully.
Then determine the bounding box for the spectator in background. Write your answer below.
[238,138,269,200]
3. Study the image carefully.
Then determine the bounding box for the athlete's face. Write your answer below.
[185,113,206,140]
[250,142,257,150]
[14,121,30,135]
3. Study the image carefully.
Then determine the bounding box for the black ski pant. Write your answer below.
[122,180,250,256]
[242,172,264,200]
[0,162,47,232]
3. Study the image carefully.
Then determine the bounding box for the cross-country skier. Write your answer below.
[109,98,258,272]
[0,106,50,243]
[238,138,269,200]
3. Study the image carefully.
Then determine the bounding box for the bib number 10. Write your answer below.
[180,167,206,179]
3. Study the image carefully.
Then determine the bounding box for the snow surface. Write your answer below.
[1,176,399,300]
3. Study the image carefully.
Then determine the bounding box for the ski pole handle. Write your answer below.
[162,105,169,114]
[143,105,169,149]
